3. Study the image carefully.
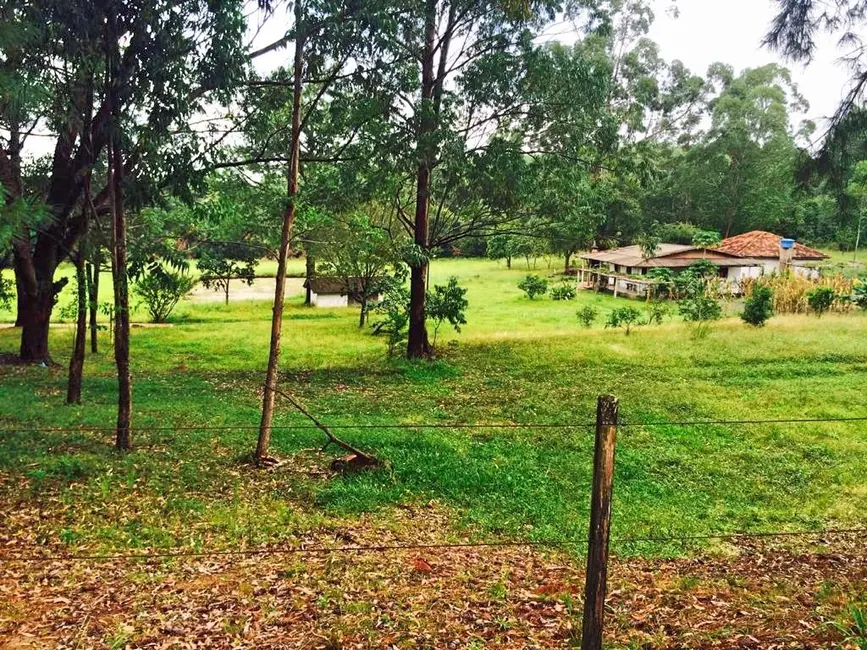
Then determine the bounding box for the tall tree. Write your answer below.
[0,0,247,362]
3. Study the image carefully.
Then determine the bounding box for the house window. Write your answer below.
[719,268,729,279]
[626,267,632,275]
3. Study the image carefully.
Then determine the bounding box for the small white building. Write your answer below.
[303,277,380,308]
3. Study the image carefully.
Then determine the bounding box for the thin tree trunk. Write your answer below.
[66,256,87,404]
[256,3,304,465]
[359,296,367,328]
[406,0,438,360]
[87,254,100,353]
[305,254,315,305]
[565,250,572,273]
[224,277,230,304]
[108,8,131,451]
[506,256,511,269]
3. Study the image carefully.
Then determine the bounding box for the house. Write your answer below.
[717,231,828,278]
[578,244,760,298]
[303,277,381,308]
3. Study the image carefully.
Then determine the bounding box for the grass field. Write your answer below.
[1,257,866,560]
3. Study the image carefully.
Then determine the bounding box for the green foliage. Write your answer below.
[427,277,468,347]
[371,278,410,357]
[854,280,867,309]
[647,267,674,298]
[635,232,661,260]
[605,306,643,335]
[134,270,196,323]
[742,285,775,327]
[692,230,722,248]
[0,276,13,310]
[678,295,723,338]
[674,260,719,299]
[807,286,837,317]
[576,305,598,328]
[655,222,701,245]
[827,605,867,650]
[197,243,258,304]
[549,281,576,301]
[646,301,669,325]
[518,275,548,300]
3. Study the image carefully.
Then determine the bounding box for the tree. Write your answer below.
[198,243,257,305]
[742,285,774,327]
[318,211,401,327]
[845,160,867,261]
[577,305,598,327]
[426,276,468,348]
[1,0,248,362]
[679,295,722,338]
[605,305,642,335]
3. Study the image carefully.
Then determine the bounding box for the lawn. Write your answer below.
[1,257,866,561]
[0,254,867,647]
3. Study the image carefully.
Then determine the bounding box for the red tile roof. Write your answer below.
[717,231,828,260]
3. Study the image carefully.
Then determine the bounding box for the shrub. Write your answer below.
[134,271,196,323]
[807,286,837,317]
[605,306,643,335]
[577,305,598,328]
[550,281,576,301]
[741,285,774,327]
[372,282,410,357]
[678,295,722,339]
[853,279,867,310]
[427,276,468,347]
[646,301,669,325]
[518,275,548,300]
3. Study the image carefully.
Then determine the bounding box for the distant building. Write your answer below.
[717,231,828,278]
[578,244,758,298]
[303,277,381,308]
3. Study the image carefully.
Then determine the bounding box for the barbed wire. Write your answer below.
[1,415,865,435]
[0,527,863,564]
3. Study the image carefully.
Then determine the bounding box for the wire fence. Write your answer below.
[0,411,865,565]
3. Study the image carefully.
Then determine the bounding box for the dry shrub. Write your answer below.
[741,273,854,314]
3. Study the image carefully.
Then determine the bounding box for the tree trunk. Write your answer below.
[17,284,54,362]
[256,3,304,465]
[305,254,315,305]
[87,255,100,353]
[14,275,25,327]
[406,0,438,360]
[108,8,131,451]
[506,255,511,269]
[224,277,230,305]
[66,258,87,404]
[359,296,367,328]
[565,250,572,273]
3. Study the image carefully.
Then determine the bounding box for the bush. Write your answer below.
[550,281,576,301]
[518,275,548,300]
[807,286,836,317]
[646,301,669,325]
[371,281,410,357]
[427,276,468,347]
[577,305,598,328]
[741,285,774,327]
[605,306,643,335]
[134,271,196,323]
[855,280,867,310]
[678,295,722,339]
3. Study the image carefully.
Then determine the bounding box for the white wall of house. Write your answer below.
[310,292,349,308]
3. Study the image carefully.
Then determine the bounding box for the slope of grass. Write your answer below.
[1,258,866,556]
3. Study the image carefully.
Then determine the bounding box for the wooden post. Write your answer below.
[581,395,619,650]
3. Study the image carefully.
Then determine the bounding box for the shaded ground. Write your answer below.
[1,507,864,649]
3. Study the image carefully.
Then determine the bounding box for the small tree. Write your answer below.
[692,230,723,248]
[372,276,410,357]
[679,295,723,338]
[518,275,548,300]
[647,267,674,299]
[606,306,643,335]
[742,285,774,327]
[646,301,669,325]
[577,305,598,328]
[134,271,196,323]
[197,242,258,305]
[807,286,836,317]
[427,277,468,348]
[487,235,515,269]
[635,232,661,260]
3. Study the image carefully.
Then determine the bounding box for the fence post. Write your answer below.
[581,394,619,650]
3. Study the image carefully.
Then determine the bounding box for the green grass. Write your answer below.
[1,258,866,555]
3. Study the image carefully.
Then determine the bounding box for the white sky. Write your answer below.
[647,0,852,134]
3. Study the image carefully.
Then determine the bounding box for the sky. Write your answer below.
[646,0,851,134]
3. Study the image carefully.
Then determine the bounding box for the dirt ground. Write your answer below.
[1,508,864,649]
[188,277,306,304]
